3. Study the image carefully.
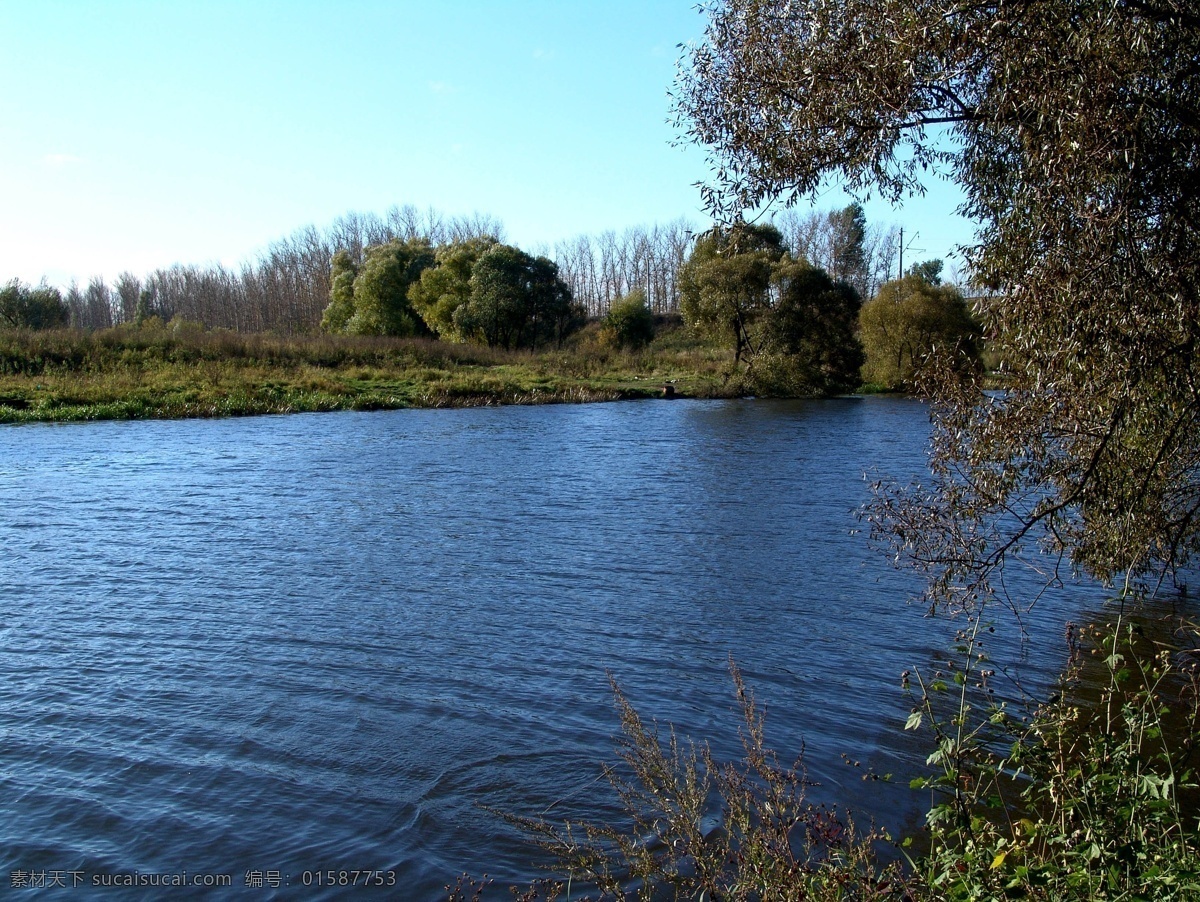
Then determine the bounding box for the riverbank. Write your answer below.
[0,320,741,424]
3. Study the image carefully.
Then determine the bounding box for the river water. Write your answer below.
[0,398,1105,898]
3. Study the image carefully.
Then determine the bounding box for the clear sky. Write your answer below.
[1,1,972,290]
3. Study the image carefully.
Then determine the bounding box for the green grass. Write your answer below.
[0,319,744,423]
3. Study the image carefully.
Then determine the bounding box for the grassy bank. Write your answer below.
[0,319,740,424]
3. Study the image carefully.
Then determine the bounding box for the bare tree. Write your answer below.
[551,219,697,316]
[114,272,141,325]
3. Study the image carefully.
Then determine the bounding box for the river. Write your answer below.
[0,397,1104,898]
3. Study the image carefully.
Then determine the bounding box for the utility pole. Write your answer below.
[897,228,924,280]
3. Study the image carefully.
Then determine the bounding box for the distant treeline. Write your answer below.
[9,203,902,335]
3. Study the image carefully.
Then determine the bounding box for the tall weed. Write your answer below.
[499,609,1199,900]
[504,664,909,900]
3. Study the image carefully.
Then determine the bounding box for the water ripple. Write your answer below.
[0,399,1097,898]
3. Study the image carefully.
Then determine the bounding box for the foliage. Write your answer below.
[678,224,865,394]
[320,249,358,333]
[906,609,1200,901]
[321,237,435,337]
[326,236,582,348]
[773,205,899,302]
[455,244,583,350]
[505,662,908,901]
[825,204,868,291]
[408,236,498,340]
[497,608,1199,901]
[858,274,980,392]
[13,204,901,338]
[134,287,152,327]
[678,223,787,367]
[755,260,864,396]
[600,289,656,351]
[905,260,943,287]
[0,279,69,330]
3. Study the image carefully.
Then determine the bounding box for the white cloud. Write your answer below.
[428,81,459,95]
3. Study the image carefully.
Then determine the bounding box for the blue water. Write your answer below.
[0,398,1101,898]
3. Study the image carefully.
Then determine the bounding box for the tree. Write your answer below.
[679,222,867,393]
[321,238,435,336]
[859,272,979,391]
[514,254,585,350]
[551,219,696,316]
[678,223,787,366]
[675,0,1200,601]
[906,258,943,286]
[407,236,498,340]
[679,222,866,393]
[826,203,868,290]
[321,249,358,333]
[456,245,525,348]
[79,277,116,330]
[601,288,656,351]
[114,272,141,325]
[758,260,865,395]
[64,281,85,329]
[455,245,582,350]
[0,279,68,330]
[774,205,898,301]
[134,287,154,327]
[347,237,435,337]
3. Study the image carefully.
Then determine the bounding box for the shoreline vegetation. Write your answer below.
[0,314,906,426]
[484,602,1200,901]
[0,316,752,425]
[3,203,983,427]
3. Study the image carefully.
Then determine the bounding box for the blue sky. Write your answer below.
[1,1,971,290]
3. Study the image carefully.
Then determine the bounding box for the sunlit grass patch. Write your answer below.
[0,322,764,423]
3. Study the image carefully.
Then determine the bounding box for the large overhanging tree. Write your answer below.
[674,0,1200,607]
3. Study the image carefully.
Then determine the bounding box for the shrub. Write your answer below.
[858,275,980,392]
[600,290,656,351]
[908,609,1200,901]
